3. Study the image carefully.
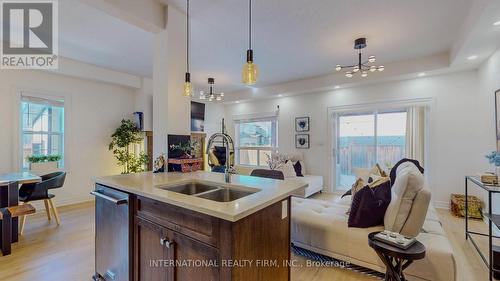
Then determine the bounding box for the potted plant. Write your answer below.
[109,119,149,174]
[486,151,500,176]
[169,140,199,159]
[27,154,62,173]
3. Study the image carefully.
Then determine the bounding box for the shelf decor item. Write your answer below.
[295,117,310,132]
[296,134,310,149]
[486,151,500,176]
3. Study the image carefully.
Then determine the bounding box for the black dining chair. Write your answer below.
[250,169,285,180]
[18,172,66,234]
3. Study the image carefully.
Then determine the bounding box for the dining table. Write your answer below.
[0,172,42,242]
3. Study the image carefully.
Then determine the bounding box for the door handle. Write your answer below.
[160,237,174,248]
[90,190,128,205]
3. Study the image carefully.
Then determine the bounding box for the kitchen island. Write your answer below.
[92,171,307,281]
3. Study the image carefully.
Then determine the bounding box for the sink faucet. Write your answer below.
[206,133,235,183]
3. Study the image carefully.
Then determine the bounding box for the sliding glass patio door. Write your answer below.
[335,110,407,190]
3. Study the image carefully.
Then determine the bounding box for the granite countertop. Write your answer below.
[93,171,307,222]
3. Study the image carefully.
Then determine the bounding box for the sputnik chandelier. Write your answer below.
[335,38,384,78]
[199,78,224,102]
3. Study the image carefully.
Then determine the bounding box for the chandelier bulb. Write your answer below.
[335,65,342,71]
[378,66,385,72]
[368,56,376,63]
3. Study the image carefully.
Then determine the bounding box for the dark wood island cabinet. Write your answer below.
[133,195,291,281]
[93,172,306,281]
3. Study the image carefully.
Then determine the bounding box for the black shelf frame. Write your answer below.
[465,176,500,281]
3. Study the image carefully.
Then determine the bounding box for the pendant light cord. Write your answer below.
[186,0,190,73]
[248,0,252,50]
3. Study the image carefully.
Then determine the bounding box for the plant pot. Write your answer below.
[179,153,192,159]
[30,161,59,174]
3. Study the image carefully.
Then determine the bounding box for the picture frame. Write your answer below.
[296,134,310,149]
[496,89,500,151]
[295,117,310,132]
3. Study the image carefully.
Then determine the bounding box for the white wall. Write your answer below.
[152,5,191,158]
[222,70,487,207]
[0,69,136,206]
[204,103,225,138]
[478,48,500,212]
[134,77,153,131]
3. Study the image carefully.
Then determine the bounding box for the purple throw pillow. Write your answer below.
[348,180,391,228]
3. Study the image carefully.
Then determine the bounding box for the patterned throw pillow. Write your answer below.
[342,163,388,198]
[277,161,297,178]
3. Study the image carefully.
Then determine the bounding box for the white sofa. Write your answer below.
[235,165,323,198]
[291,162,456,281]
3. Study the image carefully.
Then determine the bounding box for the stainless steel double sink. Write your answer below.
[158,182,260,202]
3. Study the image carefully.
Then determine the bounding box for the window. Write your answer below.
[21,96,65,169]
[336,110,407,189]
[235,118,278,166]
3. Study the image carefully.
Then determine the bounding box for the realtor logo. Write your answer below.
[1,0,58,69]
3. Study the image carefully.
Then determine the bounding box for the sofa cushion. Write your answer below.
[348,180,391,228]
[278,161,297,178]
[293,161,304,177]
[384,162,425,233]
[389,158,424,187]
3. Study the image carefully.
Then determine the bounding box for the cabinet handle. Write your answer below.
[160,237,173,248]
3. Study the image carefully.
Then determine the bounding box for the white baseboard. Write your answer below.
[433,200,449,210]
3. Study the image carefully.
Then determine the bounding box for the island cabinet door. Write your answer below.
[136,217,174,281]
[168,228,220,281]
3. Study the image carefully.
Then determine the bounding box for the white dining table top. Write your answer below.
[0,172,42,185]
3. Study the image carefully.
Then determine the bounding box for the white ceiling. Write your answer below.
[58,0,153,77]
[163,0,473,93]
[57,0,500,96]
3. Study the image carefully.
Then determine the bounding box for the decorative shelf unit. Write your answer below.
[465,176,500,281]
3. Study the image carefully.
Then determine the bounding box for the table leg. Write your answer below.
[1,209,12,255]
[7,182,19,243]
[489,191,493,281]
[375,251,404,281]
[465,177,468,240]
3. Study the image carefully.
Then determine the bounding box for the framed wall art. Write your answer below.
[295,117,310,132]
[296,134,310,149]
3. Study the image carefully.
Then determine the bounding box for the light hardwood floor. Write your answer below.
[0,200,494,281]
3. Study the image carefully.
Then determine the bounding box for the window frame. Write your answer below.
[234,117,279,167]
[335,108,408,190]
[20,95,65,170]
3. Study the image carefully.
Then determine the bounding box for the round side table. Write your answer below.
[368,232,426,281]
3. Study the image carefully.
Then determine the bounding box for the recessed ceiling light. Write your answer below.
[418,72,426,77]
[235,101,240,104]
[494,20,500,26]
[467,55,478,60]
[278,94,283,97]
[334,85,340,89]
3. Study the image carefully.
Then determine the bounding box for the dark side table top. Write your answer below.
[368,232,426,260]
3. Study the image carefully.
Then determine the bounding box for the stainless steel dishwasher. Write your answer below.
[91,184,131,281]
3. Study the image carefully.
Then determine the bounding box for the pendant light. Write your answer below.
[183,0,193,97]
[242,0,258,85]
